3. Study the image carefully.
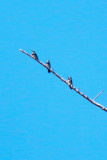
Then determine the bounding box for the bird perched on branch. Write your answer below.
[32,51,38,60]
[67,76,73,89]
[46,60,51,73]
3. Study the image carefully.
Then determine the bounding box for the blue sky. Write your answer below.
[0,0,107,159]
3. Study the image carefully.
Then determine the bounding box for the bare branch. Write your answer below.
[19,49,107,112]
[93,90,104,101]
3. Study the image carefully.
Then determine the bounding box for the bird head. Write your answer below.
[68,76,71,80]
[32,50,36,54]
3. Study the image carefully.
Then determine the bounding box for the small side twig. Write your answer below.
[93,90,104,101]
[19,49,107,112]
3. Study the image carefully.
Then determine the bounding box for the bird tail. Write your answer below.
[48,69,51,73]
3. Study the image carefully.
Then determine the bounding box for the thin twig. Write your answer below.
[93,90,104,101]
[19,49,107,112]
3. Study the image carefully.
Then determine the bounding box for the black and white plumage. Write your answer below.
[46,60,51,73]
[67,76,73,89]
[32,51,38,60]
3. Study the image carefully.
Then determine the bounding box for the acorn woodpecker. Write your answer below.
[46,60,51,73]
[32,51,38,60]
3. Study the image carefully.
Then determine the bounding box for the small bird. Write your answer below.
[46,60,51,73]
[32,51,38,60]
[67,76,73,89]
